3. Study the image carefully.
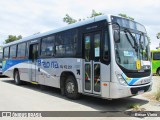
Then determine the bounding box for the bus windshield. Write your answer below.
[111,15,150,71]
[114,29,150,70]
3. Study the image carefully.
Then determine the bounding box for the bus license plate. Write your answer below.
[138,90,144,94]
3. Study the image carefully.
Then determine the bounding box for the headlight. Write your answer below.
[116,74,128,86]
[142,65,151,70]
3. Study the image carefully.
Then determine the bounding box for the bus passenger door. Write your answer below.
[29,44,39,82]
[84,32,101,95]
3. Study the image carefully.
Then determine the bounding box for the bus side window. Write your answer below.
[17,43,26,59]
[10,45,17,59]
[153,52,160,60]
[3,47,9,59]
[41,36,55,57]
[26,42,29,58]
[55,29,77,57]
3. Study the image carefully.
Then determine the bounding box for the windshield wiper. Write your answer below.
[124,29,138,52]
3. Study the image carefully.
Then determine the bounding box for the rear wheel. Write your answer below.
[65,76,80,99]
[157,68,160,76]
[14,70,22,85]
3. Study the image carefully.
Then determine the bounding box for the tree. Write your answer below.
[5,35,22,44]
[118,13,134,21]
[63,14,77,24]
[89,10,103,18]
[63,10,103,24]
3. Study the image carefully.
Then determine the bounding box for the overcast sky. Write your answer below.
[0,0,160,49]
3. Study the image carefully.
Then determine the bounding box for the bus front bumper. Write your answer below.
[109,81,152,99]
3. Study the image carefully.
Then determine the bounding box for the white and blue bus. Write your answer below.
[2,14,152,99]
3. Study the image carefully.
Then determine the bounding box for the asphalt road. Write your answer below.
[0,76,160,120]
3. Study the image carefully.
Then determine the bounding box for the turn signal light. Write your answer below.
[102,83,107,86]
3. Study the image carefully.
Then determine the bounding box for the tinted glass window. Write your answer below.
[153,52,160,60]
[4,47,9,59]
[55,29,78,56]
[26,42,29,57]
[17,43,26,58]
[41,36,55,57]
[10,45,17,59]
[85,35,91,62]
[94,33,100,62]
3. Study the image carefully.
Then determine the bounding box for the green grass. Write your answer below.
[128,104,146,111]
[129,104,140,109]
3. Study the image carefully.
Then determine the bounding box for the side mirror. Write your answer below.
[113,23,120,43]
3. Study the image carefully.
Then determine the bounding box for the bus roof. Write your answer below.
[3,14,112,47]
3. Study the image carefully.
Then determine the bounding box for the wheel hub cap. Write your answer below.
[66,82,74,93]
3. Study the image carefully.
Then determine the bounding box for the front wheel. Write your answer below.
[65,76,80,99]
[14,70,22,85]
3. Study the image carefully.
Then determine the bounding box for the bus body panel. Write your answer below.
[37,58,83,89]
[3,59,30,80]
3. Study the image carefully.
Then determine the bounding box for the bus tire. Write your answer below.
[65,76,80,99]
[14,70,22,85]
[157,68,160,76]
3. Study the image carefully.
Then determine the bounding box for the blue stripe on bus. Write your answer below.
[122,73,140,85]
[127,78,140,85]
[2,59,29,72]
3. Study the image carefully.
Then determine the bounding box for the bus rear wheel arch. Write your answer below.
[60,72,80,99]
